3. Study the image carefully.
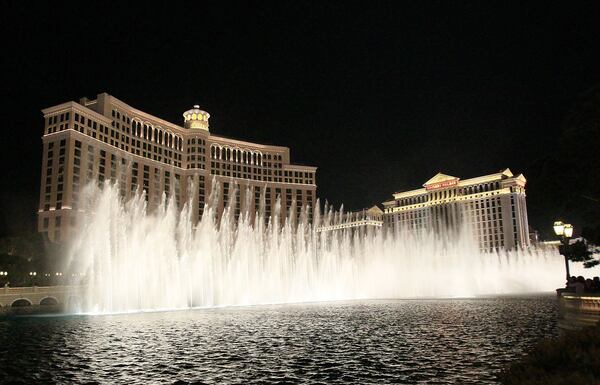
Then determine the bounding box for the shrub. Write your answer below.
[499,323,600,384]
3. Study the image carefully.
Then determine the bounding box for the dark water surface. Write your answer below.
[0,296,558,384]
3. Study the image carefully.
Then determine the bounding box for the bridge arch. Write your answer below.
[39,297,59,306]
[11,298,32,307]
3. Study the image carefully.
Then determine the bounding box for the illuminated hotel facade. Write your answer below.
[38,93,317,242]
[382,169,530,250]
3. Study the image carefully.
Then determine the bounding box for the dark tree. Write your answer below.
[561,240,599,269]
[500,322,600,385]
[527,85,600,240]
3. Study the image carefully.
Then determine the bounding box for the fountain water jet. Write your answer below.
[66,181,566,314]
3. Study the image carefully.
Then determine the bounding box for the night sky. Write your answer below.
[2,2,600,237]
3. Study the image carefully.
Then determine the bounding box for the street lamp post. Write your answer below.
[553,221,574,280]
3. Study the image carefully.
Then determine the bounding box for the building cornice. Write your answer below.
[105,94,186,133]
[42,101,113,125]
[393,188,427,199]
[392,168,518,198]
[208,135,290,153]
[458,170,511,186]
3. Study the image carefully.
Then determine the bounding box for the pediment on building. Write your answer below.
[500,168,514,178]
[366,205,384,215]
[423,172,460,189]
[515,173,527,185]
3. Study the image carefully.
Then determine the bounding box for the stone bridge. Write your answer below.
[0,285,82,312]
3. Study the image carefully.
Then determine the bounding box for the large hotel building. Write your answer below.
[38,93,317,243]
[382,169,530,250]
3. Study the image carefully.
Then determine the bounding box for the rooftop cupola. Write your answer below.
[183,105,210,131]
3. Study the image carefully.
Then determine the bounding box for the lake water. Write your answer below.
[0,296,558,384]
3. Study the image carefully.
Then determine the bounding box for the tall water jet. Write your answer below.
[66,181,567,314]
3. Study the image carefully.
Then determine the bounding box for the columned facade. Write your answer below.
[382,169,530,251]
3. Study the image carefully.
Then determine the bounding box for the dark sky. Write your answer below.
[2,2,600,236]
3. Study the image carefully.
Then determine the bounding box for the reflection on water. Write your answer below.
[0,297,557,384]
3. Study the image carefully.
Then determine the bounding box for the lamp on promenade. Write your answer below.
[553,221,573,280]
